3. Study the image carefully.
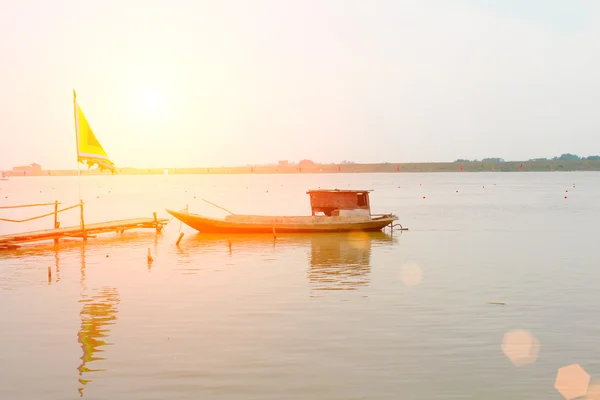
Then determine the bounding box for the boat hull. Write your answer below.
[166,209,398,234]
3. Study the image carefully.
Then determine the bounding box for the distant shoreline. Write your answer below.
[3,160,599,176]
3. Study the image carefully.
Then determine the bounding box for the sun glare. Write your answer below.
[140,89,163,116]
[129,85,168,123]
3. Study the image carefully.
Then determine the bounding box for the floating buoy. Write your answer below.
[564,196,567,199]
[456,190,458,193]
[483,186,485,189]
[422,196,426,199]
[565,190,568,193]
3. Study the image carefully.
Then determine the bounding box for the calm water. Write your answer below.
[1,172,599,399]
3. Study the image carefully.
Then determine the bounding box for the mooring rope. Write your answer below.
[0,202,61,209]
[163,207,189,230]
[0,204,80,223]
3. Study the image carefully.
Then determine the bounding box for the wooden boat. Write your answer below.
[167,189,399,234]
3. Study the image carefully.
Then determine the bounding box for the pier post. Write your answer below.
[80,200,87,241]
[54,200,59,245]
[153,212,163,233]
[54,201,59,228]
[176,232,184,246]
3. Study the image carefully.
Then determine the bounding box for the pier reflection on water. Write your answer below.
[1,242,122,397]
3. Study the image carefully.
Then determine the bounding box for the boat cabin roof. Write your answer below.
[306,189,373,194]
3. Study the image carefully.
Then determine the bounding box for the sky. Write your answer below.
[1,0,599,170]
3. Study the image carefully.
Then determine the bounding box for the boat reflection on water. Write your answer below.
[308,232,394,291]
[189,231,396,291]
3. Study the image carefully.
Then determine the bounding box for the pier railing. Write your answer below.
[1,200,168,249]
[0,200,86,242]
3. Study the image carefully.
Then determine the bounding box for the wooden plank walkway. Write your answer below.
[0,217,169,249]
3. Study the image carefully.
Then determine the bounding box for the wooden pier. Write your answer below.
[0,201,168,249]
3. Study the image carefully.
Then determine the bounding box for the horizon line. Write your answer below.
[3,158,599,173]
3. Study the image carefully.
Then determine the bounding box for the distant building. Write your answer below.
[299,159,315,168]
[12,163,42,176]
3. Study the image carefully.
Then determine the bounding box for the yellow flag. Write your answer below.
[74,90,116,173]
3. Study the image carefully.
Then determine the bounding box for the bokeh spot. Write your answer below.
[554,364,590,400]
[400,262,422,287]
[585,382,600,399]
[501,329,540,366]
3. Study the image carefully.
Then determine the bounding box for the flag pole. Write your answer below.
[73,89,81,200]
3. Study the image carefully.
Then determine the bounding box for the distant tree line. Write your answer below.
[454,157,505,163]
[528,153,600,161]
[455,154,600,162]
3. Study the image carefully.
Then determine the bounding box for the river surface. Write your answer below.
[1,172,599,399]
